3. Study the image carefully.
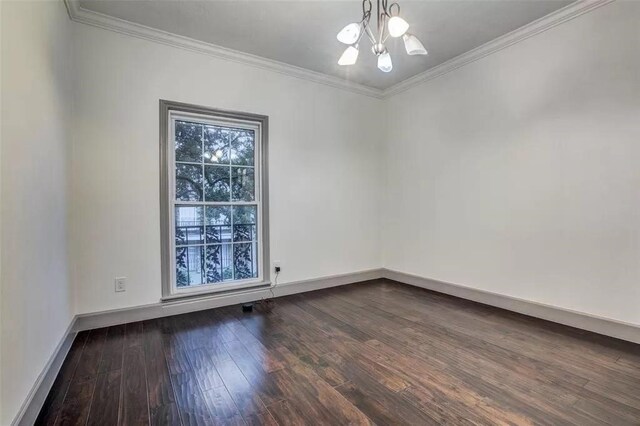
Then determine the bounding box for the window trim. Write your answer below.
[160,100,270,300]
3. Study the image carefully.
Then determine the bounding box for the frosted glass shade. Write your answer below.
[403,33,427,55]
[338,45,359,66]
[337,23,361,45]
[387,16,409,37]
[377,52,393,72]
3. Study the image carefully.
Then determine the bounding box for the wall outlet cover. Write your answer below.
[115,277,127,292]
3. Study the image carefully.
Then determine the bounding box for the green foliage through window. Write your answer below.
[173,118,259,288]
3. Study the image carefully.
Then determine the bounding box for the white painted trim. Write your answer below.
[383,269,640,345]
[167,107,266,296]
[74,268,385,331]
[382,0,615,97]
[9,269,383,424]
[11,317,78,426]
[14,267,639,424]
[63,0,614,100]
[62,0,384,99]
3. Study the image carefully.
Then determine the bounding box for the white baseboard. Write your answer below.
[74,268,385,331]
[12,318,78,426]
[383,268,640,345]
[14,266,640,425]
[13,268,383,425]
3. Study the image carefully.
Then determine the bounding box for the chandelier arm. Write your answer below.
[361,10,371,26]
[355,20,367,45]
[363,20,377,45]
[382,0,391,17]
[359,1,373,44]
[377,0,386,43]
[380,15,388,43]
[361,0,372,21]
[388,2,400,17]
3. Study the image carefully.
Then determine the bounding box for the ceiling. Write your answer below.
[78,0,573,90]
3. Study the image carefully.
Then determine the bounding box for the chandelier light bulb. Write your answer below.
[338,45,359,66]
[403,33,427,55]
[387,16,409,37]
[337,23,361,45]
[377,51,393,72]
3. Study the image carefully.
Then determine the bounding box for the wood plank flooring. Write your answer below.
[36,279,640,425]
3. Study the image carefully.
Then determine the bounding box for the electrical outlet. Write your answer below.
[274,261,281,273]
[115,277,127,292]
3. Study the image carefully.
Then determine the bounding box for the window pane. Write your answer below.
[206,206,231,243]
[169,111,262,294]
[176,163,203,201]
[205,244,223,283]
[175,206,204,245]
[231,167,255,201]
[175,121,202,162]
[204,165,230,202]
[220,244,233,281]
[231,130,255,166]
[234,242,258,280]
[205,244,234,283]
[232,205,257,242]
[204,125,230,164]
[176,246,204,287]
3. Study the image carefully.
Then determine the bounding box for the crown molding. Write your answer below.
[64,0,613,100]
[382,0,615,98]
[63,0,385,99]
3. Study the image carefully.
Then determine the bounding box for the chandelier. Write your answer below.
[337,0,427,72]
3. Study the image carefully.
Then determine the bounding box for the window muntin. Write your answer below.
[168,111,264,295]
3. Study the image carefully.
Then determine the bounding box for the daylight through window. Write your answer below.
[162,102,268,296]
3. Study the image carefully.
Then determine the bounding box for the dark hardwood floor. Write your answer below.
[36,279,640,425]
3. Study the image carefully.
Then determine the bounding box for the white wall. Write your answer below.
[1,1,638,421]
[384,1,640,325]
[0,1,74,424]
[70,23,385,314]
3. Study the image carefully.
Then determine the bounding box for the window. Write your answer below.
[160,101,269,298]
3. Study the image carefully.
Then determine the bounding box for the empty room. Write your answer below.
[1,0,639,424]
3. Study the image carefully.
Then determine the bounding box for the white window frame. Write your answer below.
[160,100,270,300]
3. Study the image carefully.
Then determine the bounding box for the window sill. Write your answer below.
[161,280,272,304]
